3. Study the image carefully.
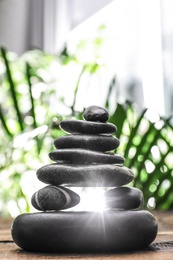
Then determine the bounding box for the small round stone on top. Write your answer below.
[83,105,109,122]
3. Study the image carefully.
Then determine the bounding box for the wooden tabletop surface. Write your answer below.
[0,211,173,259]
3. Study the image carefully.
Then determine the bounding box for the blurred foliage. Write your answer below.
[109,102,173,210]
[0,29,106,217]
[0,47,60,217]
[0,34,173,217]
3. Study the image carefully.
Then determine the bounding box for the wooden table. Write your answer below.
[0,211,173,259]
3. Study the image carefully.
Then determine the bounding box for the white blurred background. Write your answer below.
[0,0,173,117]
[0,0,173,216]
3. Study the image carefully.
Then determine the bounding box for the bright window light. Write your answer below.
[60,0,165,114]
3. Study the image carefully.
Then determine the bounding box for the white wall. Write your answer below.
[0,0,30,54]
[0,0,113,54]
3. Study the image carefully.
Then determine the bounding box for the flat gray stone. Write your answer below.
[49,149,124,164]
[36,164,134,187]
[12,210,158,252]
[31,185,80,211]
[60,120,116,134]
[54,134,120,152]
[83,105,109,122]
[104,187,143,209]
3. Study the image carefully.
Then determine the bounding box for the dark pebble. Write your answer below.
[104,187,143,210]
[54,134,120,152]
[36,164,134,187]
[31,185,80,211]
[49,149,124,165]
[83,105,109,122]
[12,210,158,252]
[60,120,116,135]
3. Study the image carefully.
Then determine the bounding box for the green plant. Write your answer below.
[0,42,173,217]
[108,102,173,210]
[0,47,59,217]
[0,37,106,217]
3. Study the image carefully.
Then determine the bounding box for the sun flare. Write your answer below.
[72,188,106,212]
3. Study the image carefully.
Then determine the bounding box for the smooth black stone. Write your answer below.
[104,187,143,210]
[37,164,134,187]
[83,105,109,122]
[12,210,158,252]
[60,120,116,135]
[49,149,124,165]
[31,185,80,211]
[54,134,120,152]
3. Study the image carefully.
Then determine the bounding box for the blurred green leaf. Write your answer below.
[124,108,147,159]
[71,65,86,114]
[109,103,126,139]
[105,76,116,109]
[0,105,13,138]
[1,47,24,131]
[26,62,37,129]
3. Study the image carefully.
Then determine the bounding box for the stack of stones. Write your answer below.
[12,106,158,253]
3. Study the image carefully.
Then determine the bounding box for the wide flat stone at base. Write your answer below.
[12,210,158,253]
